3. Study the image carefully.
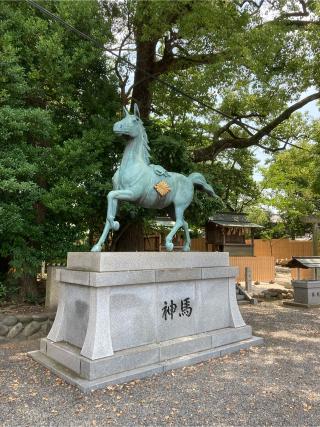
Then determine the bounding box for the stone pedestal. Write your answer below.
[285,280,320,308]
[29,252,263,392]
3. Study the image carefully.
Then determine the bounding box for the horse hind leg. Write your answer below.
[182,220,191,252]
[165,206,187,252]
[165,219,183,251]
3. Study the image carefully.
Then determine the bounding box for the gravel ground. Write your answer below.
[239,266,293,297]
[1,302,320,426]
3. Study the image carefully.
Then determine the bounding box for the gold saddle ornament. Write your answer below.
[154,180,171,197]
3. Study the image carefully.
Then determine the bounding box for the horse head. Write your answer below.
[113,104,141,139]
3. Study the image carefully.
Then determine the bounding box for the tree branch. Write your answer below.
[114,30,132,105]
[233,120,255,137]
[193,91,320,162]
[253,91,320,140]
[280,19,320,26]
[153,50,228,75]
[213,118,237,139]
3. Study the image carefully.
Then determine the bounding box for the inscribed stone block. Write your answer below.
[157,281,196,341]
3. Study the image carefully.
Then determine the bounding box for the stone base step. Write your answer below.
[29,336,263,392]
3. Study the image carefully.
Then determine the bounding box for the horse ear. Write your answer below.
[123,106,129,117]
[134,103,140,118]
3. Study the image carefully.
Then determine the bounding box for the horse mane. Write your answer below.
[138,121,151,165]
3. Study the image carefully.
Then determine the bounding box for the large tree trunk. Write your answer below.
[114,221,145,251]
[0,257,10,276]
[116,32,157,250]
[19,274,40,301]
[131,37,157,120]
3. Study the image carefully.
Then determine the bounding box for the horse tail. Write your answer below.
[188,172,217,197]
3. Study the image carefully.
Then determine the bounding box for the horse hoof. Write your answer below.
[91,244,101,252]
[165,242,174,252]
[113,221,120,231]
[183,245,190,252]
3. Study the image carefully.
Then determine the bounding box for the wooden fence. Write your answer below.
[144,236,319,282]
[147,236,315,258]
[150,237,275,282]
[190,238,275,282]
[191,238,208,251]
[252,239,317,280]
[291,267,314,280]
[252,239,314,259]
[229,256,275,282]
[191,238,276,281]
[191,237,316,259]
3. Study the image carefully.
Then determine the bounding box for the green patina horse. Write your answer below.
[91,104,217,252]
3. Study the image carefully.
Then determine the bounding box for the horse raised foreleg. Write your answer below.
[107,192,120,231]
[106,189,135,230]
[91,190,132,252]
[91,220,111,252]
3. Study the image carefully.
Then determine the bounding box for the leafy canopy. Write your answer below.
[0,0,119,291]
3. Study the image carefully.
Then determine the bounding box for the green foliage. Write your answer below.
[0,283,9,300]
[0,274,19,302]
[2,0,320,297]
[0,1,119,294]
[104,0,320,173]
[150,134,192,175]
[310,121,320,196]
[258,140,318,238]
[248,207,289,240]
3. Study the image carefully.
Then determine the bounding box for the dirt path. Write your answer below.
[1,302,320,426]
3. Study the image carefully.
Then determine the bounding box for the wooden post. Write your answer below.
[313,223,318,256]
[222,227,226,251]
[245,267,252,293]
[251,230,254,256]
